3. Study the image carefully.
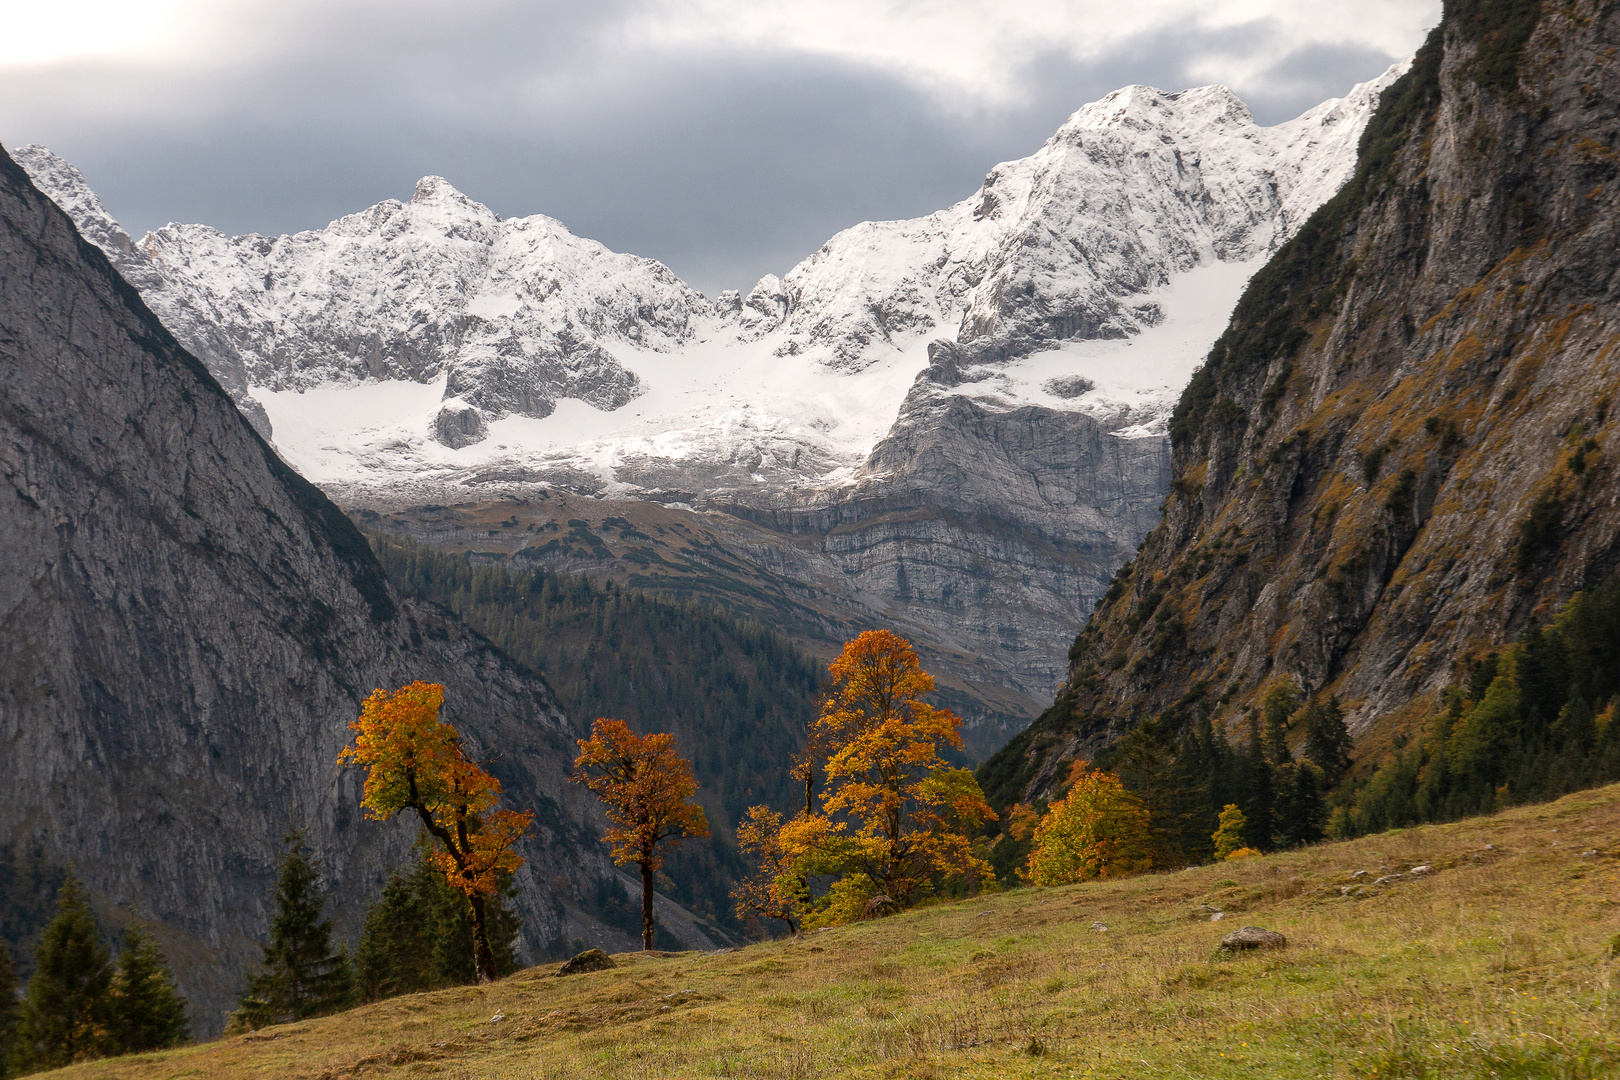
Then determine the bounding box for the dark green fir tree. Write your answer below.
[355,869,430,1003]
[1241,714,1276,851]
[229,833,354,1031]
[0,940,19,1080]
[1275,761,1329,848]
[107,921,188,1054]
[18,872,111,1069]
[356,838,518,1003]
[1302,694,1353,784]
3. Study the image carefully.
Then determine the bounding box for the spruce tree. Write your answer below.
[1303,695,1353,784]
[356,870,432,1002]
[1241,715,1276,851]
[356,840,519,1003]
[230,833,354,1031]
[18,872,112,1069]
[1261,682,1297,763]
[0,941,18,1080]
[1275,762,1328,847]
[107,922,188,1054]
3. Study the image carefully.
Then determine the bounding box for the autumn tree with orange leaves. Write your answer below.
[730,806,807,934]
[338,681,533,984]
[765,630,995,926]
[572,720,710,950]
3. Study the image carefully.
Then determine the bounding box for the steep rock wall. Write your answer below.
[0,146,711,1032]
[983,0,1620,802]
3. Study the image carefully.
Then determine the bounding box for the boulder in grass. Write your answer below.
[861,894,900,920]
[1221,926,1287,950]
[557,948,615,976]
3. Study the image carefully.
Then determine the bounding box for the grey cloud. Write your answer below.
[0,4,1418,297]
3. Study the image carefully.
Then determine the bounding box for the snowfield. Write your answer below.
[20,63,1404,504]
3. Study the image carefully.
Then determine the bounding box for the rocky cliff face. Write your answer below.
[0,146,713,1034]
[17,70,1399,730]
[983,0,1620,802]
[9,146,274,440]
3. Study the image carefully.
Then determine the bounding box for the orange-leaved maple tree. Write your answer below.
[785,629,995,924]
[338,681,533,983]
[571,719,709,950]
[730,805,807,934]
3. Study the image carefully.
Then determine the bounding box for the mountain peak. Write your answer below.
[410,174,489,215]
[1060,83,1255,139]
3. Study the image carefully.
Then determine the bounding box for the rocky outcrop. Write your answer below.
[10,145,273,439]
[0,145,714,1033]
[983,0,1620,801]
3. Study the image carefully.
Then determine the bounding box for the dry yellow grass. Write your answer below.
[47,785,1620,1079]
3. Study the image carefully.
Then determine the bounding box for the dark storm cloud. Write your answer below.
[0,3,1409,297]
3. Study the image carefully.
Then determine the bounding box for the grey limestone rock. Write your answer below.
[0,144,712,1033]
[435,399,491,448]
[1221,927,1287,950]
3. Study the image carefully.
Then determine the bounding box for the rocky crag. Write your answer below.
[982,0,1620,802]
[0,146,715,1034]
[18,69,1400,732]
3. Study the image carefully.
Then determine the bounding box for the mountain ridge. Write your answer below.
[980,0,1620,804]
[0,143,717,1034]
[16,65,1404,742]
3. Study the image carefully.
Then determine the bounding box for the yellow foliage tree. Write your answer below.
[338,681,533,983]
[778,630,996,924]
[1212,803,1249,860]
[730,806,806,934]
[1021,769,1153,886]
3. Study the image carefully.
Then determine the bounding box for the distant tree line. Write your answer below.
[984,575,1620,876]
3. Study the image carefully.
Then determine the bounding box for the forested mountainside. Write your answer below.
[983,0,1620,806]
[0,145,718,1034]
[369,534,820,933]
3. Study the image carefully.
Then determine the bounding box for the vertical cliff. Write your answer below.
[983,0,1620,803]
[0,145,712,1033]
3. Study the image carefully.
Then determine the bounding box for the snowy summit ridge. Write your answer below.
[17,63,1404,500]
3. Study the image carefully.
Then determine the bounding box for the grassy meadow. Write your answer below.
[48,784,1620,1080]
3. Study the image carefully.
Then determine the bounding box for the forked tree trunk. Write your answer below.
[640,860,656,950]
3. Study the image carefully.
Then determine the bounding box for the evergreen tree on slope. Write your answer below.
[107,921,188,1054]
[1302,695,1353,784]
[230,833,354,1031]
[0,941,19,1079]
[18,873,111,1069]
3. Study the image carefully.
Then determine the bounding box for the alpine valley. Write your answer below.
[18,66,1404,747]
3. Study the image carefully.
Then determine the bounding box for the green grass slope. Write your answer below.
[42,784,1620,1079]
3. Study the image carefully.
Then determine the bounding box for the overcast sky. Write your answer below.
[2,1,1440,296]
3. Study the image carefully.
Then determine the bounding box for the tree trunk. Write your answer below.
[468,893,497,984]
[640,860,656,951]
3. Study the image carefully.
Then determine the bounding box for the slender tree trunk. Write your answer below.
[640,860,656,951]
[468,893,497,984]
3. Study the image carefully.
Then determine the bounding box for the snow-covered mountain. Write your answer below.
[16,62,1404,719]
[746,77,1389,374]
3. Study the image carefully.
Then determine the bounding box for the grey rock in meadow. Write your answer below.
[1221,927,1287,950]
[556,948,615,976]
